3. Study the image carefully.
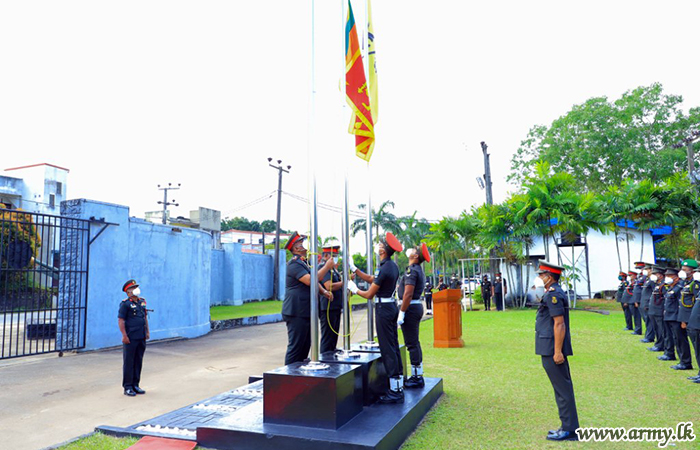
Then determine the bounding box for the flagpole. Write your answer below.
[366,162,375,343]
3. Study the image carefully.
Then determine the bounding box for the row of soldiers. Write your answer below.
[616,259,700,380]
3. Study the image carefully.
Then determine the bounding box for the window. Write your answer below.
[237,238,245,243]
[49,194,55,208]
[56,182,62,195]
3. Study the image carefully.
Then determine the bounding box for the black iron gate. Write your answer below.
[0,208,90,359]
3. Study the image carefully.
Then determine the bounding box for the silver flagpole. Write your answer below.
[342,175,352,350]
[366,166,375,343]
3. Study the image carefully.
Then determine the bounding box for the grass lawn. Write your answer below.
[210,295,369,320]
[61,305,700,449]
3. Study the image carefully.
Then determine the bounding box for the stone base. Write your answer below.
[351,342,408,376]
[319,350,387,405]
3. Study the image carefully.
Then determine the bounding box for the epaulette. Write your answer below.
[548,286,556,291]
[406,268,411,275]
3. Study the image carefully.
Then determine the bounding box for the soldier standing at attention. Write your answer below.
[319,245,344,354]
[625,270,642,335]
[663,268,685,368]
[398,243,431,389]
[423,277,434,315]
[481,275,493,311]
[671,260,697,371]
[616,272,631,331]
[282,232,335,365]
[493,272,507,311]
[647,266,669,355]
[639,263,656,344]
[533,260,579,442]
[687,266,700,383]
[118,279,149,397]
[348,233,404,403]
[630,262,646,336]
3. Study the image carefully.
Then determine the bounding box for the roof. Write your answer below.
[5,163,70,173]
[547,218,672,238]
[222,229,291,236]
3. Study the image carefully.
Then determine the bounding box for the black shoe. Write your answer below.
[548,428,562,436]
[658,355,676,361]
[631,332,642,335]
[624,327,632,331]
[124,388,136,397]
[546,430,578,441]
[694,379,700,384]
[377,389,404,404]
[133,386,146,394]
[671,364,693,370]
[647,347,663,352]
[640,339,651,343]
[686,375,700,381]
[404,376,425,389]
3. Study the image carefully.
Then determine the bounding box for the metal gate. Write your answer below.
[0,208,90,359]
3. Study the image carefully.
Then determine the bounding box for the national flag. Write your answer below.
[367,0,378,124]
[345,0,375,162]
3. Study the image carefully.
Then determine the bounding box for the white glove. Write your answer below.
[348,261,358,273]
[397,310,405,326]
[347,280,359,295]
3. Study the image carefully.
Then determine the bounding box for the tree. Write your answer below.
[351,200,402,241]
[221,216,285,233]
[509,83,698,191]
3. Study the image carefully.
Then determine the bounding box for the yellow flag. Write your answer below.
[367,0,378,125]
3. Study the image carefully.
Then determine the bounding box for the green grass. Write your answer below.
[58,432,139,449]
[210,295,369,320]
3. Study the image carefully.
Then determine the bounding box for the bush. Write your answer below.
[472,287,483,304]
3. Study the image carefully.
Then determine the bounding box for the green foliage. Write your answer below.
[221,216,283,233]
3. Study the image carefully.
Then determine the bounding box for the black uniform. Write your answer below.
[320,267,343,354]
[626,278,642,335]
[672,279,696,367]
[687,286,700,377]
[664,281,687,365]
[494,277,505,311]
[616,279,632,330]
[640,275,656,342]
[481,279,493,311]
[283,256,312,365]
[437,281,447,291]
[536,283,579,433]
[118,297,148,391]
[423,279,433,311]
[648,282,670,354]
[398,263,426,368]
[374,257,402,379]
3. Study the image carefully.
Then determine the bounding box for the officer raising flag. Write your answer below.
[319,245,344,354]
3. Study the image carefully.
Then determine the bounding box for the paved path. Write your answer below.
[0,310,376,450]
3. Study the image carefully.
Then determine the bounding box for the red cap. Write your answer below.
[420,242,431,263]
[122,279,139,292]
[618,271,627,277]
[384,232,403,253]
[284,232,306,251]
[322,245,340,255]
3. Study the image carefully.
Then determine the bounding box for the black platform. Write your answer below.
[98,377,443,450]
[351,342,408,376]
[319,350,387,405]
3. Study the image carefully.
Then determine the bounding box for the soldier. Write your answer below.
[624,270,642,335]
[687,267,700,383]
[639,263,656,344]
[282,232,335,365]
[449,274,461,289]
[319,245,344,354]
[671,260,697,371]
[534,260,579,441]
[424,277,434,315]
[481,275,493,311]
[493,272,507,311]
[437,277,447,291]
[616,271,631,330]
[398,243,431,389]
[663,268,688,368]
[348,232,404,403]
[118,279,149,397]
[647,266,670,356]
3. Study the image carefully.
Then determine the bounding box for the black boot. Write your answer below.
[378,388,404,404]
[405,375,425,389]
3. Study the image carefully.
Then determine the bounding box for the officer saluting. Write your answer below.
[319,245,344,354]
[347,232,404,403]
[118,279,149,397]
[398,242,430,389]
[648,266,670,356]
[481,275,492,311]
[282,232,335,365]
[423,278,434,315]
[533,260,579,441]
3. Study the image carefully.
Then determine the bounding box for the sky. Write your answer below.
[2,0,699,253]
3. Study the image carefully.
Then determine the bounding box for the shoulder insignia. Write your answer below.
[552,297,558,304]
[406,268,411,275]
[548,286,555,291]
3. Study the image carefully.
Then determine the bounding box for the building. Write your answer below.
[221,229,291,254]
[146,207,223,249]
[0,163,69,215]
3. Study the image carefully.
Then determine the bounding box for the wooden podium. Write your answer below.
[432,289,464,348]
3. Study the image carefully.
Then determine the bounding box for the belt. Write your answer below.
[410,300,422,305]
[375,297,396,304]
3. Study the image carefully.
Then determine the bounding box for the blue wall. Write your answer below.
[63,199,212,350]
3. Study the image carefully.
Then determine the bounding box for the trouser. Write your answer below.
[283,315,311,365]
[688,328,700,375]
[320,308,342,354]
[626,303,642,334]
[648,313,663,347]
[122,338,146,389]
[642,307,656,341]
[375,302,403,380]
[495,293,503,311]
[657,317,676,358]
[425,295,432,310]
[483,295,491,311]
[622,304,632,329]
[541,356,580,432]
[400,303,424,367]
[670,321,693,366]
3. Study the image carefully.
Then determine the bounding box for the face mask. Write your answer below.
[694,273,700,282]
[679,271,688,280]
[301,240,309,251]
[333,257,339,264]
[642,270,649,276]
[405,248,417,259]
[650,274,658,282]
[373,243,381,254]
[665,277,673,285]
[132,287,141,296]
[534,277,545,288]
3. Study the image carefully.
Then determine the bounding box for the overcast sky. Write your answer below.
[2,1,699,251]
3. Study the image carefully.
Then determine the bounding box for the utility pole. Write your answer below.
[157,183,180,224]
[268,157,291,300]
[480,141,500,309]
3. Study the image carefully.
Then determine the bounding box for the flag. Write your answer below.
[367,0,378,125]
[345,0,375,162]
